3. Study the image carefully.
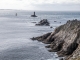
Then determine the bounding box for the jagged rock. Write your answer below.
[31,19,80,60]
[59,58,64,60]
[31,32,51,42]
[45,45,51,48]
[66,44,80,60]
[35,19,50,26]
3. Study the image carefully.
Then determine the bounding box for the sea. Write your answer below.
[0,10,80,60]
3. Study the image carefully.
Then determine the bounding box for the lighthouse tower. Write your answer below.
[31,12,37,17]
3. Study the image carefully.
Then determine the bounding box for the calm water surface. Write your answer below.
[0,10,80,60]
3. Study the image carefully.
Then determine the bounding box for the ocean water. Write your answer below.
[0,10,80,60]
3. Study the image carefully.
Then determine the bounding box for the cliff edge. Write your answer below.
[31,19,80,60]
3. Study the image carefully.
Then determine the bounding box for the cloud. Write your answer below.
[0,0,80,11]
[0,0,34,10]
[18,0,80,4]
[32,3,80,11]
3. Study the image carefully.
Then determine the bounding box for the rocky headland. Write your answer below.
[31,19,80,60]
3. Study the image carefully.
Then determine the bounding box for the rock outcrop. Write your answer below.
[31,19,80,60]
[35,19,50,26]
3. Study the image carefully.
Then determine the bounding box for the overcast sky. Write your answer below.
[0,0,80,11]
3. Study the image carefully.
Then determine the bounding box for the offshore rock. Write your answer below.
[31,19,80,60]
[35,19,50,26]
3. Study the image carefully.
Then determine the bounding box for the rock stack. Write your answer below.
[36,19,50,26]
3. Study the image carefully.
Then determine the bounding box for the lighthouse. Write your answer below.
[31,12,37,17]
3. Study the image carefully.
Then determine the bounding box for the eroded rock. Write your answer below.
[35,19,50,26]
[31,19,80,60]
[31,32,51,42]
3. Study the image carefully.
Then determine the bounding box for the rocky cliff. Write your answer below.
[31,19,80,60]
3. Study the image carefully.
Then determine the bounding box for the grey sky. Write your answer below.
[0,0,80,11]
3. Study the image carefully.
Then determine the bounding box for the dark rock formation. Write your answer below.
[50,26,53,28]
[31,19,80,60]
[35,19,50,26]
[31,32,51,42]
[59,58,64,60]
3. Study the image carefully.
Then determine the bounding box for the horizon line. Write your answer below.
[0,9,80,12]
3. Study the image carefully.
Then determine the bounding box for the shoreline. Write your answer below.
[31,19,80,60]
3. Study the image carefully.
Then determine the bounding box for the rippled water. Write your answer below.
[0,10,80,60]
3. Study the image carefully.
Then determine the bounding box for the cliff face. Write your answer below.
[31,20,80,60]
